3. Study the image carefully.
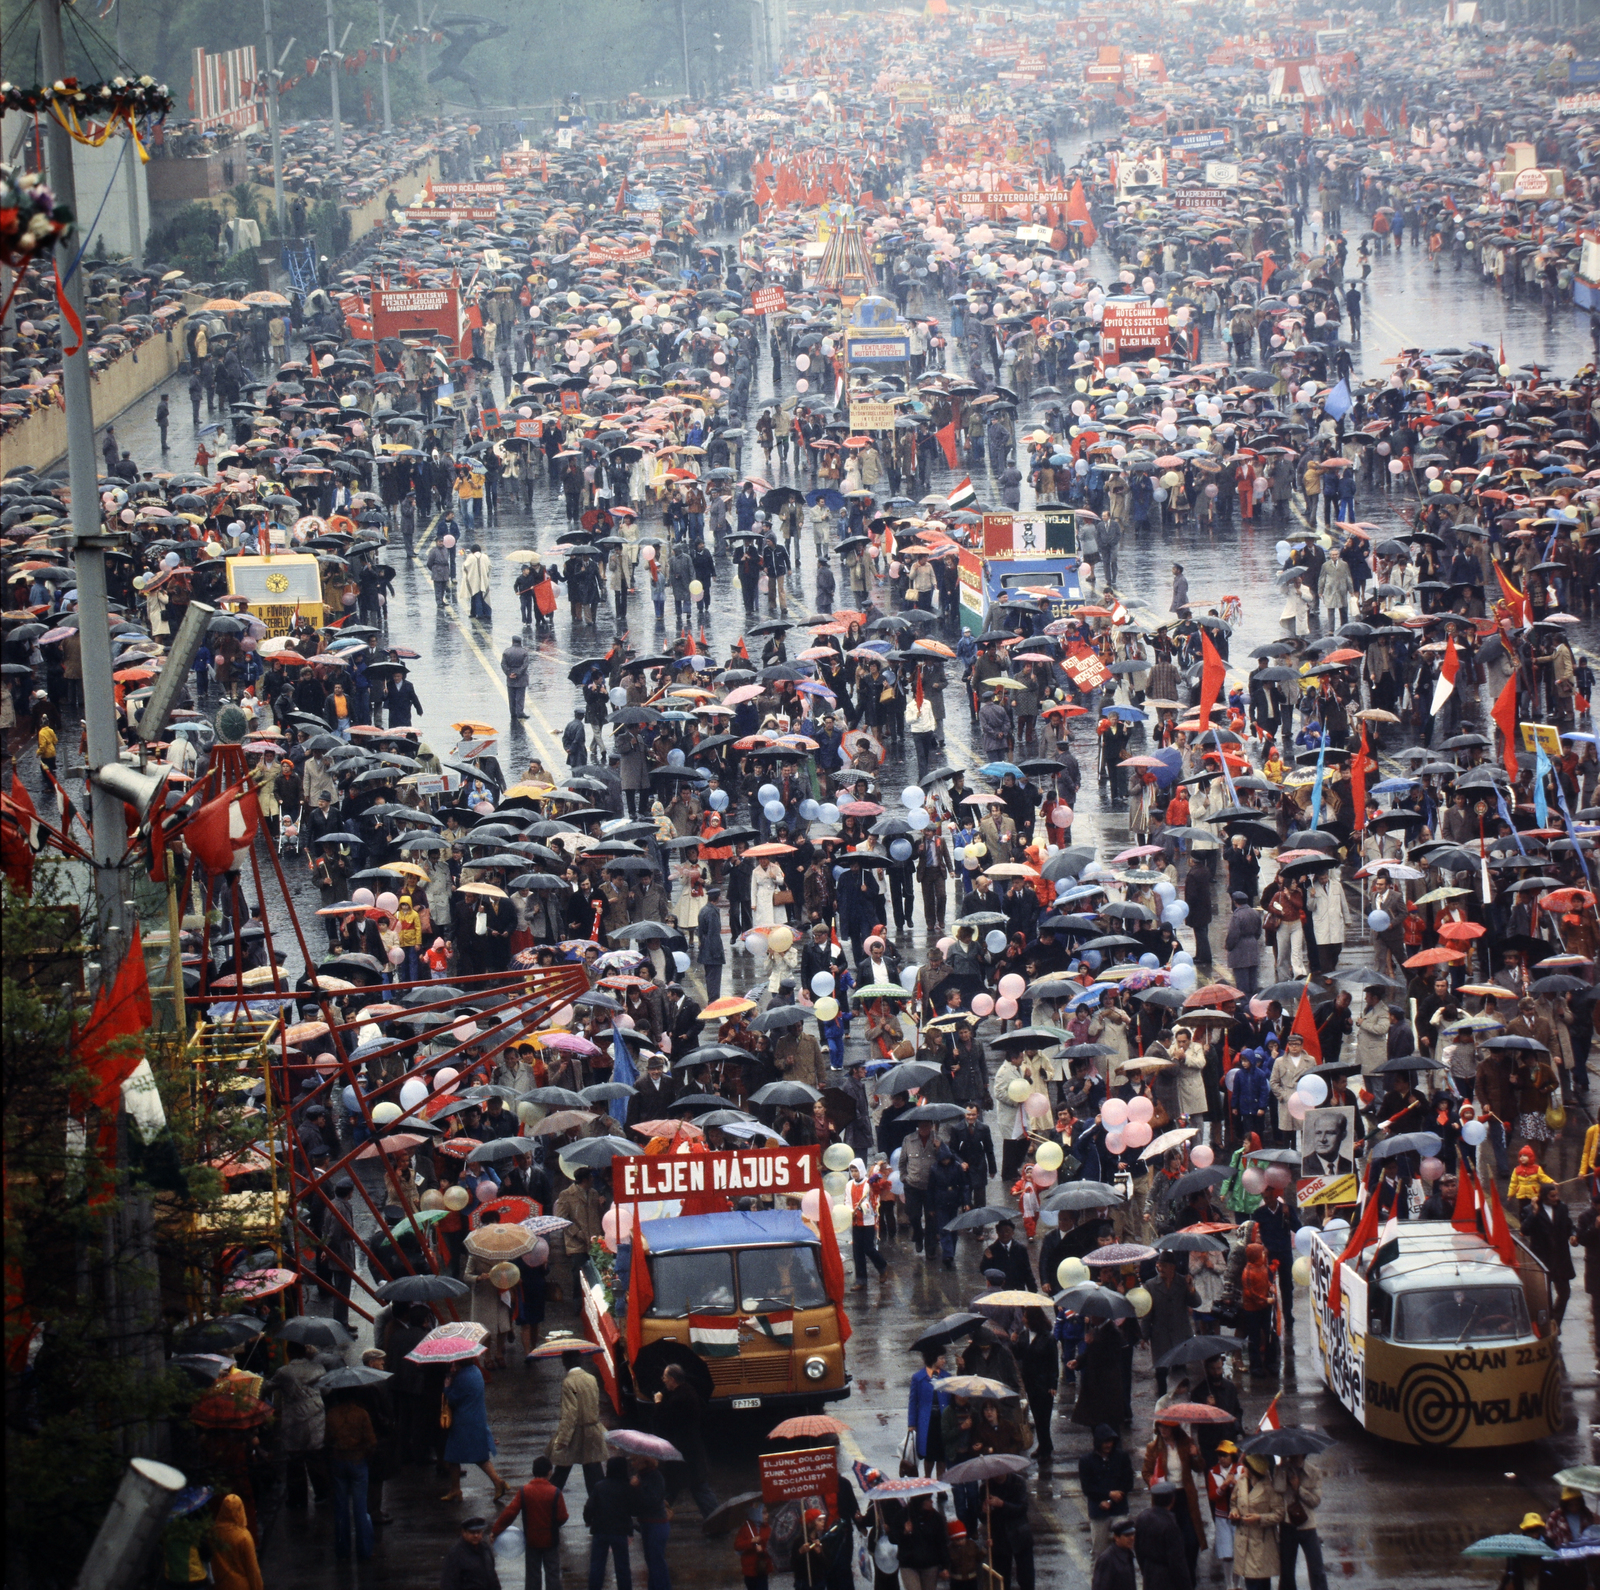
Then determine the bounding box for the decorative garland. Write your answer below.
[0,163,73,269]
[0,78,175,161]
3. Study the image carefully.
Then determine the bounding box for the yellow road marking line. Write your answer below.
[441,599,564,769]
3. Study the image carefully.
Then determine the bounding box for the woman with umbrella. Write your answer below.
[440,1344,509,1504]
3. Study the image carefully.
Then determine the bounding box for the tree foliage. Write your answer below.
[4,877,273,1588]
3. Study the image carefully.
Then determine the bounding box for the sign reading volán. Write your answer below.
[613,1145,820,1204]
[372,288,461,340]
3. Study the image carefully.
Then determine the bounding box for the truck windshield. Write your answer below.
[1393,1285,1530,1344]
[648,1251,735,1317]
[738,1246,827,1310]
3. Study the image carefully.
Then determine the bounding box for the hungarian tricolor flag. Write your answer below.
[947,477,976,510]
[1258,1393,1282,1432]
[1428,635,1459,718]
[688,1315,742,1357]
[748,1309,794,1343]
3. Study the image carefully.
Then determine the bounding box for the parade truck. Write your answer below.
[224,553,326,636]
[1309,1219,1562,1449]
[958,506,1085,634]
[578,1157,851,1417]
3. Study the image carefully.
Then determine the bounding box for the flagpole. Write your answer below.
[38,0,134,971]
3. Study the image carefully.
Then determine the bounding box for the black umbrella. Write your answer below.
[631,1338,714,1401]
[1155,1335,1248,1369]
[909,1312,989,1353]
[1169,1166,1230,1200]
[1242,1427,1337,1458]
[942,1205,1023,1231]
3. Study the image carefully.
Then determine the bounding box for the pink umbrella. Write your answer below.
[39,625,77,644]
[538,1032,600,1054]
[840,800,882,817]
[607,1429,683,1461]
[723,684,764,706]
[223,1266,296,1299]
[1113,845,1164,862]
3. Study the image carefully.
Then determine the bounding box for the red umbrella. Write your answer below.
[1435,921,1485,941]
[355,1133,430,1158]
[476,1195,536,1224]
[1403,946,1466,968]
[768,1413,852,1440]
[1184,984,1245,1008]
[1155,1402,1240,1424]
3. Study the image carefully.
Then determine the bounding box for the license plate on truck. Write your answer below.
[731,1397,761,1409]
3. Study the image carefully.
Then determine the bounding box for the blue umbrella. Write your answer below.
[806,488,846,509]
[980,761,1024,779]
[1370,777,1416,794]
[1103,705,1148,722]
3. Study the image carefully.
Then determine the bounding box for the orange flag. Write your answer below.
[1197,630,1227,731]
[1491,673,1519,779]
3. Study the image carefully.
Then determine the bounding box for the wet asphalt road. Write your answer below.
[56,208,1600,1587]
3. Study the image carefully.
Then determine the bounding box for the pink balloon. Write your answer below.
[1031,1167,1058,1188]
[1248,997,1268,1020]
[800,1189,822,1221]
[997,974,1026,1000]
[600,1208,624,1250]
[352,888,376,907]
[388,946,405,965]
[1123,1120,1153,1149]
[1126,1096,1154,1125]
[1101,1098,1129,1128]
[1419,1157,1445,1183]
[618,1013,635,1029]
[1051,805,1074,827]
[995,996,1019,1020]
[554,1006,574,1027]
[1105,1130,1126,1154]
[527,1236,550,1265]
[1265,1166,1291,1190]
[1241,1168,1266,1195]
[1190,1144,1215,1169]
[970,994,995,1017]
[376,891,399,914]
[475,1179,496,1202]
[1025,1091,1051,1119]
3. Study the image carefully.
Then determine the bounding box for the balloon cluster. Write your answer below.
[1099,1094,1156,1153]
[1286,1068,1328,1123]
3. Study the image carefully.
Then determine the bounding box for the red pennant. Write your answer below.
[1197,630,1226,731]
[55,260,83,356]
[1491,673,1519,779]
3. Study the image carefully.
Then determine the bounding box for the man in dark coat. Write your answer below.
[981,1218,1036,1289]
[1080,1425,1135,1558]
[438,1518,501,1590]
[696,887,725,1003]
[1183,853,1214,968]
[1134,1482,1193,1590]
[655,1365,717,1516]
[631,1054,678,1117]
[1192,1354,1243,1465]
[950,1103,997,1209]
[1092,1517,1138,1590]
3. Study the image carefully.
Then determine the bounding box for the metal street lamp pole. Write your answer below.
[377,2,392,133]
[262,0,288,231]
[327,0,343,158]
[38,0,133,964]
[115,3,143,263]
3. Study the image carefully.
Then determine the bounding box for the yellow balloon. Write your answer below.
[1292,1256,1312,1288]
[1127,1286,1153,1318]
[814,996,840,1022]
[822,1142,854,1171]
[487,1261,521,1290]
[1036,1140,1064,1172]
[689,580,704,597]
[1007,1078,1033,1103]
[768,926,795,955]
[442,1185,471,1211]
[420,1188,446,1211]
[371,1101,403,1126]
[1056,1257,1088,1289]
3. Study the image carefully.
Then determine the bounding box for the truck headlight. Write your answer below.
[804,1357,827,1381]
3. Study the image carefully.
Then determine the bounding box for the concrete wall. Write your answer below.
[2,330,184,475]
[0,112,150,261]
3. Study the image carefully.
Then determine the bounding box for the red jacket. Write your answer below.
[495,1477,568,1549]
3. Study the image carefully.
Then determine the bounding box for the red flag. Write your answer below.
[0,780,39,897]
[614,178,627,215]
[1453,1158,1481,1235]
[935,421,960,469]
[1481,1167,1518,1268]
[1258,1393,1282,1432]
[625,1205,653,1363]
[1363,106,1384,136]
[55,260,83,356]
[1197,630,1226,731]
[540,155,548,183]
[1064,178,1096,247]
[177,785,260,873]
[1302,105,1314,137]
[1491,673,1519,779]
[1428,634,1459,719]
[76,932,154,1156]
[309,346,323,380]
[1260,255,1277,288]
[1327,1173,1383,1313]
[814,1200,853,1345]
[1290,990,1323,1064]
[1493,562,1530,629]
[1349,722,1370,832]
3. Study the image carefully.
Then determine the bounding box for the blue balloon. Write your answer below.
[763,800,786,823]
[832,865,844,879]
[811,972,836,997]
[709,789,729,812]
[985,930,1007,953]
[907,808,931,831]
[1082,950,1103,970]
[1139,953,1160,968]
[757,782,780,805]
[1367,909,1391,932]
[799,799,820,820]
[819,803,841,825]
[342,1085,359,1113]
[1162,901,1189,926]
[890,838,912,862]
[667,748,686,767]
[1055,878,1073,896]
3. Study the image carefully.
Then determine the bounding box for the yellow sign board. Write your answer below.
[849,401,900,431]
[1520,722,1563,756]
